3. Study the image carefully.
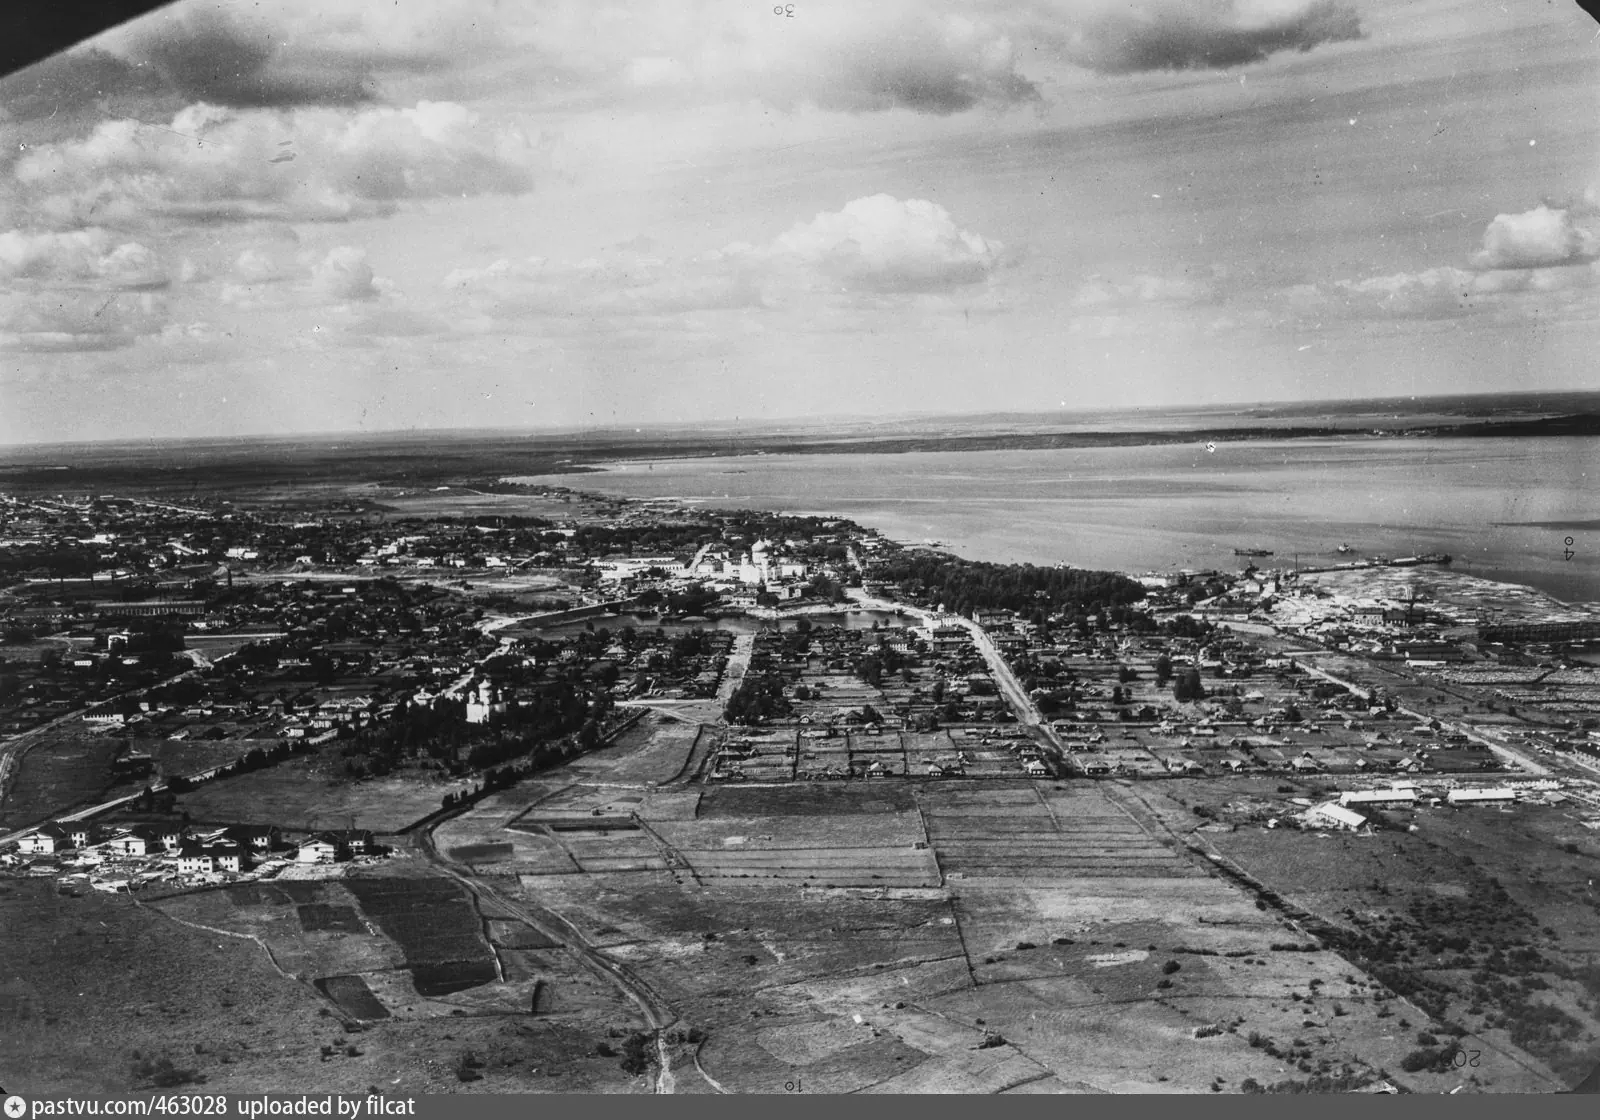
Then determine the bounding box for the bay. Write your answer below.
[516,435,1599,605]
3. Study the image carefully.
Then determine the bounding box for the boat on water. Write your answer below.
[1335,543,1355,554]
[1233,548,1274,557]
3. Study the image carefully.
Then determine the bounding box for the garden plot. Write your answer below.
[552,827,667,874]
[158,881,403,980]
[446,819,581,875]
[919,784,1199,883]
[1094,746,1164,776]
[695,781,919,819]
[659,810,934,887]
[341,875,499,997]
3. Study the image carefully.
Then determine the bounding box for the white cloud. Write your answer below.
[92,1,1042,116]
[233,248,289,284]
[1470,205,1597,270]
[81,0,1366,119]
[310,246,379,301]
[10,100,541,228]
[440,194,1003,329]
[0,228,167,288]
[0,289,166,352]
[754,195,1003,292]
[1045,0,1364,75]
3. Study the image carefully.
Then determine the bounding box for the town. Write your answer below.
[4,481,1600,1094]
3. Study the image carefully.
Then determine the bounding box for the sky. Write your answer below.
[0,0,1596,444]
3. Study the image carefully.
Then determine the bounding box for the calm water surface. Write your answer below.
[520,436,1598,604]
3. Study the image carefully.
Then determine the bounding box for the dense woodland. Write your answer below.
[870,553,1146,618]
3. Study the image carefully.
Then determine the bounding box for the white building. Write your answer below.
[1339,789,1418,807]
[1305,802,1368,831]
[465,680,507,725]
[1446,787,1517,805]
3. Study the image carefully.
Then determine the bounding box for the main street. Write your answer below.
[845,586,1069,761]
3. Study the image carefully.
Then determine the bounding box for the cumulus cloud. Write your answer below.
[0,289,166,352]
[1470,205,1597,270]
[440,195,1001,333]
[1305,259,1600,319]
[754,195,1003,292]
[217,243,388,310]
[1055,0,1365,75]
[88,0,1044,116]
[310,247,380,301]
[91,1,491,109]
[0,228,167,289]
[232,248,289,285]
[11,101,541,228]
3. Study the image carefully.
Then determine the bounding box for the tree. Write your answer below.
[1173,668,1205,703]
[1154,655,1173,686]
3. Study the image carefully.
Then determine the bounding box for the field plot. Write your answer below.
[1204,803,1600,1087]
[342,875,499,996]
[315,974,390,1020]
[160,880,403,980]
[520,876,962,1010]
[1098,746,1165,776]
[655,797,934,886]
[918,783,1197,882]
[551,825,668,874]
[0,732,121,828]
[176,760,450,832]
[697,782,918,818]
[137,736,262,778]
[592,714,703,786]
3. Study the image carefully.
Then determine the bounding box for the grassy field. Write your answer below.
[0,731,121,829]
[175,758,453,833]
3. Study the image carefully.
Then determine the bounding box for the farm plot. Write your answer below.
[1097,746,1164,776]
[955,744,1028,779]
[158,881,402,980]
[697,782,918,819]
[523,878,961,1015]
[446,824,580,875]
[847,732,908,775]
[549,825,667,874]
[656,807,934,887]
[919,783,1198,882]
[341,875,499,997]
[314,974,390,1020]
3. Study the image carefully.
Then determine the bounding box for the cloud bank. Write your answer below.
[8,101,540,229]
[0,228,167,289]
[68,0,1365,123]
[443,195,1003,327]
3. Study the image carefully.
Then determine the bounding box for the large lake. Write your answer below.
[518,436,1598,605]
